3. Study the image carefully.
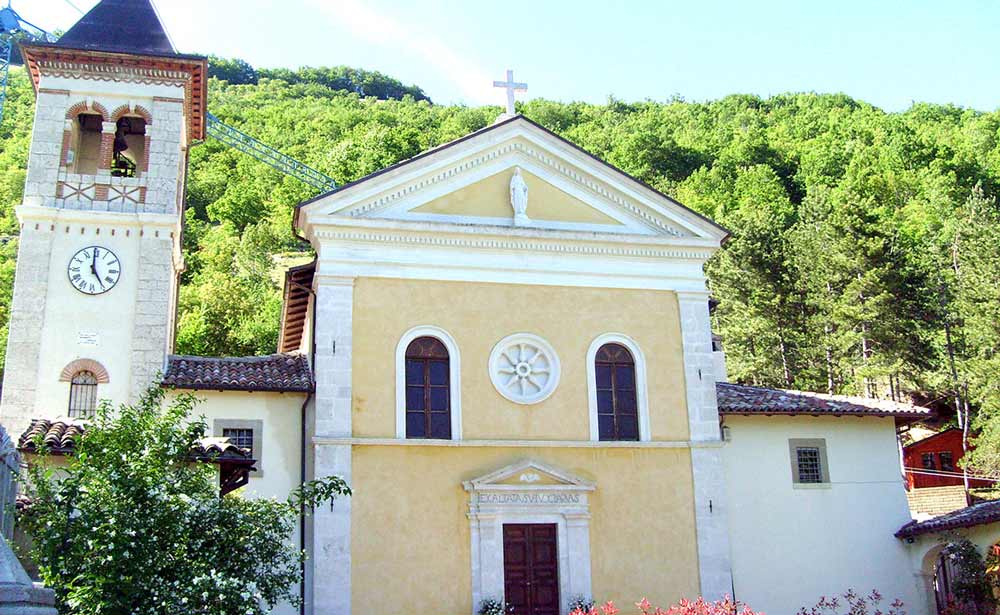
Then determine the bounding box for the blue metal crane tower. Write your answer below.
[0,3,57,127]
[0,3,336,193]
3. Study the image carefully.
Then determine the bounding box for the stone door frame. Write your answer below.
[464,460,595,615]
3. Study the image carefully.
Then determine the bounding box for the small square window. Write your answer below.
[222,428,254,456]
[796,448,823,483]
[939,451,955,473]
[922,452,937,470]
[788,438,829,485]
[214,419,263,477]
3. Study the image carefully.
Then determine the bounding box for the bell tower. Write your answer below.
[1,0,206,436]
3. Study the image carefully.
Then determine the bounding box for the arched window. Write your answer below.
[68,370,98,418]
[70,113,104,175]
[111,116,147,178]
[595,343,639,441]
[404,337,451,439]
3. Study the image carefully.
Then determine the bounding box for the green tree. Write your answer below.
[207,55,259,85]
[18,386,349,615]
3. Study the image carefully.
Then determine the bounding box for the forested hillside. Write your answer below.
[2,61,1000,464]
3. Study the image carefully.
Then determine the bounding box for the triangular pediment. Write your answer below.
[463,460,596,492]
[296,116,728,243]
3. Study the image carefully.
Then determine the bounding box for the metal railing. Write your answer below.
[0,425,19,541]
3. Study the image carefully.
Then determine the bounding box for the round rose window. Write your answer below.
[488,333,561,404]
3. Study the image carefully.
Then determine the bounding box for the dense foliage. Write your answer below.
[18,386,350,615]
[3,57,1000,461]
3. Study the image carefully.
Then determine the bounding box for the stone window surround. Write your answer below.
[585,332,650,442]
[464,461,595,615]
[213,418,264,476]
[395,325,462,440]
[788,437,830,485]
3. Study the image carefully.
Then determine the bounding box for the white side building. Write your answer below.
[717,381,932,615]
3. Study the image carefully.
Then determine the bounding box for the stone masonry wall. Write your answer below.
[0,225,54,438]
[128,231,175,400]
[23,90,69,208]
[678,291,733,600]
[145,98,185,215]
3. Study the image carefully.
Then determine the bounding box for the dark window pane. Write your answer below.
[596,390,613,413]
[618,392,637,413]
[617,416,639,440]
[430,387,449,411]
[796,448,823,483]
[406,386,425,411]
[405,360,424,385]
[922,453,936,470]
[429,361,449,385]
[598,414,614,440]
[939,452,954,472]
[430,414,451,439]
[406,412,425,438]
[615,366,635,390]
[596,365,612,388]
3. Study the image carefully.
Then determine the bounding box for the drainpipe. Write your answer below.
[291,274,317,615]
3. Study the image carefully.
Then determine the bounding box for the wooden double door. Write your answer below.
[503,524,560,615]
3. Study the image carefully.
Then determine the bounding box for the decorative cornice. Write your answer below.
[16,204,179,230]
[344,141,689,237]
[314,227,715,260]
[38,61,190,87]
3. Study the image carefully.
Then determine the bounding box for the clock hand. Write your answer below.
[90,251,105,289]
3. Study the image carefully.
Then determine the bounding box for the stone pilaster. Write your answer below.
[310,277,354,615]
[145,98,185,215]
[0,225,54,438]
[128,230,174,400]
[678,290,733,599]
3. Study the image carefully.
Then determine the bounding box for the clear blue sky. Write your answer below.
[23,0,1000,111]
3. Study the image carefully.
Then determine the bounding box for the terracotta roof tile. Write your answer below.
[18,418,86,454]
[896,498,1000,538]
[18,420,253,464]
[162,354,313,393]
[716,382,932,419]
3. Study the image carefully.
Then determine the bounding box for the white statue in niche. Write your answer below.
[509,166,529,225]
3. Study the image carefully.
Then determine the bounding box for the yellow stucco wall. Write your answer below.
[350,445,700,614]
[351,277,689,441]
[411,167,624,226]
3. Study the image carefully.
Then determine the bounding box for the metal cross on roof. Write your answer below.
[493,69,527,116]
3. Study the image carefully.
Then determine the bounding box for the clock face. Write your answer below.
[68,246,121,295]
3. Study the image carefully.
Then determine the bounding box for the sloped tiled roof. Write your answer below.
[162,354,314,393]
[54,0,179,57]
[189,437,256,463]
[18,419,253,464]
[896,498,1000,538]
[716,382,932,419]
[18,418,86,454]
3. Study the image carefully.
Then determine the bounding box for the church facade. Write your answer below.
[4,3,941,615]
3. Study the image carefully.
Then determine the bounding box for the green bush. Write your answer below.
[18,386,349,615]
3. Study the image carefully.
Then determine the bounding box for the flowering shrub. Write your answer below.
[796,589,906,615]
[479,597,513,615]
[569,596,760,615]
[569,597,597,612]
[18,387,350,615]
